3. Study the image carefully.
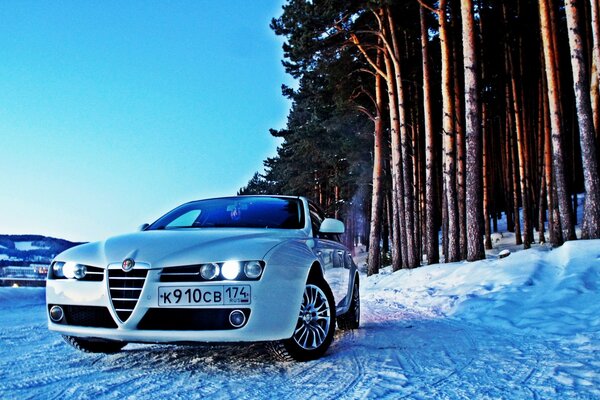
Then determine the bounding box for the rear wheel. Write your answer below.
[62,335,127,354]
[270,278,335,361]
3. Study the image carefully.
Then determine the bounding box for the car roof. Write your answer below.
[182,195,305,205]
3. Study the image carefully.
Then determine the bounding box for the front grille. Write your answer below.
[160,265,203,282]
[108,268,148,322]
[138,308,251,330]
[80,266,104,282]
[50,305,117,328]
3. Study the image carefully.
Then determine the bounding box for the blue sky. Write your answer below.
[0,1,290,242]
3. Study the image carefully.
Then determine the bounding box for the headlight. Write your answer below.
[244,261,263,279]
[52,262,65,278]
[200,263,220,280]
[221,261,241,280]
[53,262,86,279]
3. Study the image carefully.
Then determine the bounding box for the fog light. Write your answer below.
[200,263,220,280]
[229,310,246,328]
[222,261,241,280]
[244,261,262,279]
[49,306,64,322]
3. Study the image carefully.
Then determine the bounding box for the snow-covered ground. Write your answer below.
[0,239,599,399]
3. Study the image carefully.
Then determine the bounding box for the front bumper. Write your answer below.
[46,262,306,343]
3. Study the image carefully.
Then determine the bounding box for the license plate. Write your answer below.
[158,285,251,307]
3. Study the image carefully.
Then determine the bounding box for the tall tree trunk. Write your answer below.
[386,8,418,268]
[420,6,440,264]
[483,114,493,249]
[590,0,600,140]
[383,50,408,270]
[539,0,577,241]
[542,62,562,245]
[442,184,449,260]
[507,87,523,245]
[504,3,532,248]
[564,0,600,238]
[501,112,515,232]
[412,94,423,264]
[368,50,385,276]
[461,0,485,261]
[440,0,460,262]
[350,25,407,269]
[537,81,546,243]
[453,21,468,260]
[382,189,390,256]
[479,4,493,250]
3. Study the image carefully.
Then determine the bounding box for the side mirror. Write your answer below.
[319,218,345,234]
[138,223,150,232]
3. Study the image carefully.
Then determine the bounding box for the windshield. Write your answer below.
[147,197,305,230]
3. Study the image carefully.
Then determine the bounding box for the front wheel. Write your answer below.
[62,335,127,354]
[270,278,336,361]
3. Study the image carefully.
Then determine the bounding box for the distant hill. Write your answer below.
[0,235,84,266]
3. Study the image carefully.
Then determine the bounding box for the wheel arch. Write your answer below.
[307,261,325,283]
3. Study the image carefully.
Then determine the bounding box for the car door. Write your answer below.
[308,203,349,307]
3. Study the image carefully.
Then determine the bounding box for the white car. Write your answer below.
[46,195,360,361]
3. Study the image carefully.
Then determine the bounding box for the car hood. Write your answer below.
[56,228,305,268]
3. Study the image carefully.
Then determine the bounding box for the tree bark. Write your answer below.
[539,0,577,241]
[461,0,485,261]
[564,0,600,238]
[420,6,440,264]
[386,8,418,268]
[542,61,562,245]
[349,22,406,269]
[504,3,532,249]
[589,0,600,141]
[382,49,408,270]
[453,19,468,260]
[368,50,385,276]
[440,0,460,262]
[507,84,523,245]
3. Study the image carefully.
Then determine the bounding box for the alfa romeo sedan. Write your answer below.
[46,195,360,361]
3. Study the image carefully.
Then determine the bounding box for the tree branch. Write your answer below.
[349,32,388,78]
[416,0,438,14]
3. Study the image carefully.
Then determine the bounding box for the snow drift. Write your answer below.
[366,239,600,336]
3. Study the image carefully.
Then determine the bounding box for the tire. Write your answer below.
[270,277,336,361]
[62,335,127,354]
[337,279,360,330]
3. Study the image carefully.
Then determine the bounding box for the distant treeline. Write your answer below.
[0,234,83,265]
[240,0,600,274]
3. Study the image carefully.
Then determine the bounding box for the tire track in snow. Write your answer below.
[3,285,600,399]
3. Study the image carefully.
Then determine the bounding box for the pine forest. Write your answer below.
[239,0,600,275]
